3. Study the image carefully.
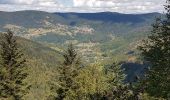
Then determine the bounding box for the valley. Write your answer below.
[0,11,160,63]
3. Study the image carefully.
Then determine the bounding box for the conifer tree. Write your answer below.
[138,0,170,98]
[105,63,133,100]
[106,63,125,86]
[56,43,81,100]
[0,30,28,100]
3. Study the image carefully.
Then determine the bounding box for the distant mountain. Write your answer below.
[0,11,66,28]
[0,11,161,40]
[0,11,162,62]
[55,12,160,24]
[0,11,161,28]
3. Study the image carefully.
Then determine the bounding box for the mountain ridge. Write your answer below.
[0,10,162,62]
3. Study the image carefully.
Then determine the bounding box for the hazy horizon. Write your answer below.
[0,10,163,14]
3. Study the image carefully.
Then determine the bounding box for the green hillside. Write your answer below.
[0,11,162,63]
[0,33,62,99]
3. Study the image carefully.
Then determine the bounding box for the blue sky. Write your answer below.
[0,0,165,13]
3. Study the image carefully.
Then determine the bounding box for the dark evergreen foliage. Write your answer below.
[0,30,28,100]
[55,44,81,100]
[138,0,170,98]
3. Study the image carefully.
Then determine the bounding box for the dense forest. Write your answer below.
[0,0,170,100]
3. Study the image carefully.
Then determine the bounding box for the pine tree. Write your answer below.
[138,0,170,98]
[0,30,28,100]
[106,63,125,86]
[56,44,81,100]
[105,63,133,100]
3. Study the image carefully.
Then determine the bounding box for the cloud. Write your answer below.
[0,0,165,13]
[73,0,165,13]
[0,0,63,7]
[73,0,164,7]
[0,0,38,5]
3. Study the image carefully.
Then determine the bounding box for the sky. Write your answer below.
[0,0,165,13]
